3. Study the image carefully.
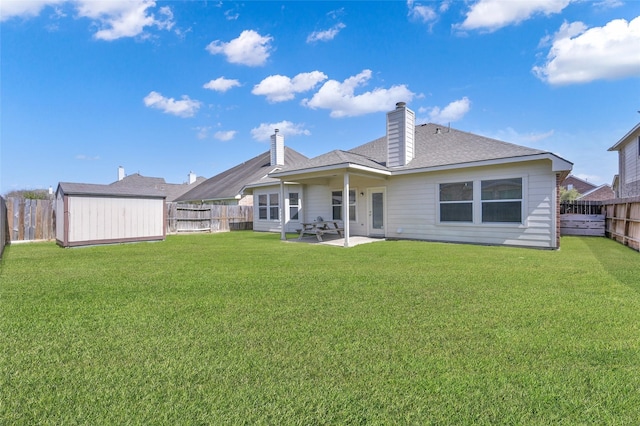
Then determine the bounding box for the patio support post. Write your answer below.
[343,172,350,247]
[280,181,286,240]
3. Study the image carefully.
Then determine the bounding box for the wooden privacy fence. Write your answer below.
[5,197,56,242]
[560,201,605,237]
[1,197,8,258]
[166,203,253,234]
[604,197,640,251]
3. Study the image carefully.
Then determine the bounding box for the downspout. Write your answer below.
[343,172,350,247]
[280,181,286,240]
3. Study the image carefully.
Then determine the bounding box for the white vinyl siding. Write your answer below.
[386,161,557,248]
[623,137,639,184]
[252,185,302,233]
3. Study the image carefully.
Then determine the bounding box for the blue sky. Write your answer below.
[1,0,639,195]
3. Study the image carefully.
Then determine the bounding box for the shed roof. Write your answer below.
[175,147,309,202]
[57,182,166,198]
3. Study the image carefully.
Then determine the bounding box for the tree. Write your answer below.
[560,187,580,201]
[4,189,51,199]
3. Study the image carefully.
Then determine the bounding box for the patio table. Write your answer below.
[298,221,344,241]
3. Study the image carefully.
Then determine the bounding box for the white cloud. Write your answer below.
[75,0,174,40]
[206,30,273,67]
[214,130,237,142]
[250,121,311,142]
[195,126,211,140]
[307,22,346,43]
[407,0,437,23]
[143,91,201,118]
[457,0,571,32]
[302,70,415,118]
[203,77,241,93]
[252,71,328,103]
[0,0,66,21]
[533,17,640,85]
[427,97,471,124]
[485,127,555,145]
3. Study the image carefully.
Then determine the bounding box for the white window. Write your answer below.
[289,192,299,221]
[439,181,473,222]
[481,178,522,223]
[438,177,523,224]
[258,193,279,221]
[332,190,356,221]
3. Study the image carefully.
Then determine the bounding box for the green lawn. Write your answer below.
[1,233,639,424]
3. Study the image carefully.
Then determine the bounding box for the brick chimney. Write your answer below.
[270,129,285,166]
[387,102,415,167]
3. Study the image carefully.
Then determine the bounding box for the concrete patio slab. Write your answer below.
[287,235,385,247]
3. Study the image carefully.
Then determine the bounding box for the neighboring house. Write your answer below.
[561,175,597,195]
[608,122,640,198]
[111,167,206,202]
[55,182,166,247]
[175,131,308,205]
[578,184,615,202]
[248,102,573,249]
[560,174,614,201]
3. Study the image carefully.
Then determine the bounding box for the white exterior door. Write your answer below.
[367,187,386,237]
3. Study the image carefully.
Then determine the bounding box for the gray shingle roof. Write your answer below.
[175,147,308,202]
[57,182,166,198]
[110,173,205,202]
[275,123,554,175]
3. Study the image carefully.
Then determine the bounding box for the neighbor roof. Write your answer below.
[110,173,206,202]
[272,123,570,177]
[175,147,308,202]
[608,122,640,151]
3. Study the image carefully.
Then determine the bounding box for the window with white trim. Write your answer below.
[258,193,279,221]
[289,192,299,221]
[438,177,524,224]
[481,178,522,223]
[439,181,473,222]
[332,190,356,221]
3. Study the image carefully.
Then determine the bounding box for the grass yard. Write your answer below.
[1,232,640,424]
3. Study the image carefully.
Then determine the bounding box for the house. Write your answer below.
[175,130,308,205]
[55,182,166,247]
[561,175,597,196]
[111,167,206,202]
[578,184,615,202]
[248,102,573,249]
[608,122,640,198]
[561,174,614,202]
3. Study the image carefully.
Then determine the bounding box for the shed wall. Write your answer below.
[60,195,165,247]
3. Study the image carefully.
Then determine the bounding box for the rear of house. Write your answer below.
[250,103,572,249]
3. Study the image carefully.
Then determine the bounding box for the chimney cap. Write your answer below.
[274,128,279,133]
[396,102,406,109]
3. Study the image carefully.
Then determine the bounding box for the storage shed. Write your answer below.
[56,182,166,247]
